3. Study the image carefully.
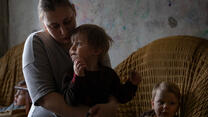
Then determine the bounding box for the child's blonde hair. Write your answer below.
[71,24,113,57]
[152,81,181,103]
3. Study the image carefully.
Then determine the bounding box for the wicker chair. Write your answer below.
[115,36,208,117]
[0,42,25,106]
[0,36,208,117]
[0,42,30,116]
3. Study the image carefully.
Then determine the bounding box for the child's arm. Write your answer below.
[112,70,142,103]
[62,74,80,106]
[62,57,87,105]
[116,81,138,103]
[62,73,86,106]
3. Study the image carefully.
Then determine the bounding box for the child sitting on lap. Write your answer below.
[62,24,141,108]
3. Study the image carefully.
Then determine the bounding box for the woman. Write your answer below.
[22,0,117,117]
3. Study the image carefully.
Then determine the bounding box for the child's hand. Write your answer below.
[89,97,119,117]
[129,71,142,86]
[73,57,87,77]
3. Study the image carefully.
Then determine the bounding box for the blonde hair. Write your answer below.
[152,81,181,103]
[71,24,113,57]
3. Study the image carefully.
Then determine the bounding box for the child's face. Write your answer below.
[14,86,27,106]
[152,90,179,117]
[70,34,99,64]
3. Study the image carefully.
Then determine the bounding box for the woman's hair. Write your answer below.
[152,81,181,102]
[71,24,113,57]
[38,0,74,20]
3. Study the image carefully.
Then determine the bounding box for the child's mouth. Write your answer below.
[161,112,169,116]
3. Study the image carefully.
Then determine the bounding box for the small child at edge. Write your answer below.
[140,81,180,117]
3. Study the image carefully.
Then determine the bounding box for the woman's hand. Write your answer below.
[73,57,87,77]
[37,92,90,117]
[89,97,119,117]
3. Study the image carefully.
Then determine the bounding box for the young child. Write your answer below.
[140,81,180,117]
[62,24,141,108]
[0,80,29,112]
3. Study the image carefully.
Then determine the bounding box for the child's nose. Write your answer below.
[70,45,76,53]
[70,45,74,51]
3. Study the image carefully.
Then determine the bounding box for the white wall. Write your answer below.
[9,0,208,68]
[72,0,208,67]
[9,0,40,47]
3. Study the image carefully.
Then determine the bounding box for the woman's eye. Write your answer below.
[50,24,60,29]
[63,20,71,25]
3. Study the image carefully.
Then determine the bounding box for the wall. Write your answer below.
[9,0,40,48]
[0,0,9,57]
[9,0,208,67]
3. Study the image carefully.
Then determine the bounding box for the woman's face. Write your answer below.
[42,6,76,44]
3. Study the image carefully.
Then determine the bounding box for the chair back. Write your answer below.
[0,42,25,106]
[115,36,208,117]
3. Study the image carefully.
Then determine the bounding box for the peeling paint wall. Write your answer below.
[9,0,40,48]
[9,0,208,67]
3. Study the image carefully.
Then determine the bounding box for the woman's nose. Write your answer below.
[60,26,68,37]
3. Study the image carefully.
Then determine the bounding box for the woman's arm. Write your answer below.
[23,32,89,117]
[38,92,89,117]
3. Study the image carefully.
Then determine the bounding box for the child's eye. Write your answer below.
[77,42,81,45]
[170,102,176,105]
[75,42,81,46]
